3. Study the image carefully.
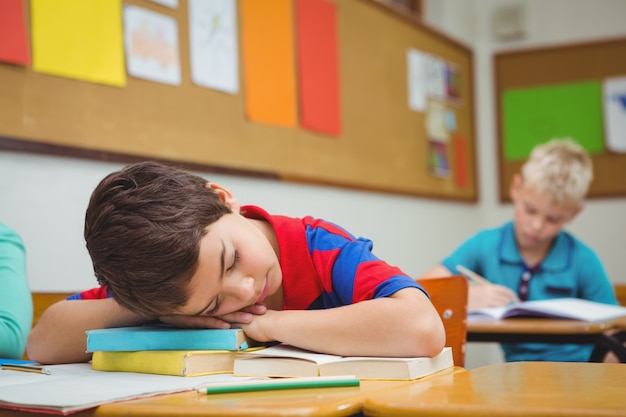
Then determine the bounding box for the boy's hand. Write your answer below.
[237,309,277,342]
[468,283,519,309]
[158,303,267,329]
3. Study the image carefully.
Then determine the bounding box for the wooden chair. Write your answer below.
[417,275,468,367]
[614,283,626,307]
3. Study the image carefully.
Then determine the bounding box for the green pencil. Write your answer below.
[198,375,360,395]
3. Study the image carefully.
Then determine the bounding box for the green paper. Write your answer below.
[502,81,604,160]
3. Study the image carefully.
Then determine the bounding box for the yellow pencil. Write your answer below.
[456,265,490,285]
[1,363,52,375]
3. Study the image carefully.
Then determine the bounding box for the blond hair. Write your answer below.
[520,138,593,204]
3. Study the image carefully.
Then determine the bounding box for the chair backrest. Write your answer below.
[417,275,468,367]
[615,284,626,306]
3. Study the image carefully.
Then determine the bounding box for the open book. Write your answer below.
[0,363,253,415]
[468,298,626,322]
[233,344,453,380]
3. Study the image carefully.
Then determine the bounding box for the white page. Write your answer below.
[123,5,181,86]
[469,298,626,322]
[407,48,427,112]
[509,298,626,321]
[603,76,626,153]
[0,363,251,413]
[189,0,239,94]
[246,344,342,365]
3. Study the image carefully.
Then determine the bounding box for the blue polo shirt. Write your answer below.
[442,222,616,362]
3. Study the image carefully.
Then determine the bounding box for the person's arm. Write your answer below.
[27,298,144,364]
[240,287,445,358]
[0,223,33,359]
[422,263,518,309]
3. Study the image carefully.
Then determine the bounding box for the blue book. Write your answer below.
[85,325,253,352]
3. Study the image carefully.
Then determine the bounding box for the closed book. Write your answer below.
[92,350,239,376]
[468,298,626,322]
[234,345,453,380]
[86,326,253,352]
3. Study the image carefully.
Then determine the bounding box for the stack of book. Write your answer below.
[86,325,455,381]
[86,325,255,377]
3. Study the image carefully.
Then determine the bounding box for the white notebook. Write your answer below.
[468,298,626,322]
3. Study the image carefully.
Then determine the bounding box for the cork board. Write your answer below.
[0,0,477,200]
[495,37,626,202]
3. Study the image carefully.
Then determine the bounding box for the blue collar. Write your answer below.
[499,222,571,271]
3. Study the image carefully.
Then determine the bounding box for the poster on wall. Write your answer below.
[123,5,181,86]
[603,76,626,153]
[188,0,239,94]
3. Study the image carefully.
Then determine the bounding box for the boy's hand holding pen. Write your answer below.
[456,265,519,308]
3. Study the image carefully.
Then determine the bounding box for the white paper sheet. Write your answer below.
[189,0,239,94]
[0,363,250,414]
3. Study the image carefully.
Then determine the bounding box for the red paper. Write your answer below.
[0,0,31,65]
[453,135,469,188]
[296,0,341,135]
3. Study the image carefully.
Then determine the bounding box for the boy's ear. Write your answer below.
[567,204,584,222]
[205,183,241,212]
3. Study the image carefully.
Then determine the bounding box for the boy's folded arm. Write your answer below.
[244,287,445,358]
[27,298,144,364]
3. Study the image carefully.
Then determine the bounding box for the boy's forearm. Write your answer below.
[27,298,144,364]
[260,289,445,357]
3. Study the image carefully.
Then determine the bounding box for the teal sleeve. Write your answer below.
[0,223,33,358]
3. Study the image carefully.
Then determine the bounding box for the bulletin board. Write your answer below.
[494,37,626,202]
[0,0,477,201]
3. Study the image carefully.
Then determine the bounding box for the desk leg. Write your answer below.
[589,331,626,363]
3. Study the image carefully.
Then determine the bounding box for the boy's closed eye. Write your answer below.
[227,249,240,272]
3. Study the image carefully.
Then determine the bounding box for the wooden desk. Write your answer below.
[0,369,460,417]
[86,373,457,417]
[467,317,626,362]
[364,361,626,416]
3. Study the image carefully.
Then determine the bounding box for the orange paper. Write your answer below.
[241,0,297,127]
[0,0,31,65]
[296,0,341,135]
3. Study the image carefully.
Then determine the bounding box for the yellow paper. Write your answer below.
[241,0,297,127]
[31,0,126,87]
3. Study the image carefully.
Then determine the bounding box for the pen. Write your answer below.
[197,375,360,395]
[456,265,490,285]
[1,363,52,375]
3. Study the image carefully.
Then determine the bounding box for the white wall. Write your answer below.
[0,151,482,292]
[1,0,625,369]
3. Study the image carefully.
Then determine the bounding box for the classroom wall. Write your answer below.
[1,0,625,369]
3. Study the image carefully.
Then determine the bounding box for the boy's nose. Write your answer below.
[226,275,256,302]
[530,216,544,231]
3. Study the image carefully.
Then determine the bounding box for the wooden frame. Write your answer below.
[494,37,626,202]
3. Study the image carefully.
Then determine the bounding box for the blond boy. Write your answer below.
[423,138,617,362]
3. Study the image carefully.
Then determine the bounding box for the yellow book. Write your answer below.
[92,350,239,377]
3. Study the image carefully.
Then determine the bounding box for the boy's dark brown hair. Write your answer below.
[84,161,231,318]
